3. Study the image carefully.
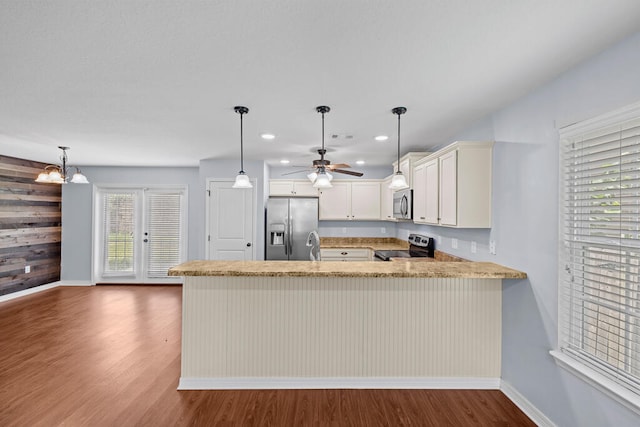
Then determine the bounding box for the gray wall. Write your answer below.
[61,166,200,281]
[403,32,640,426]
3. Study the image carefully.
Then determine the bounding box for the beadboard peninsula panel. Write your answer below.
[181,276,502,385]
[0,155,62,296]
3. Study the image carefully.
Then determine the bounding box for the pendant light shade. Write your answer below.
[389,106,409,190]
[34,146,89,184]
[232,106,253,189]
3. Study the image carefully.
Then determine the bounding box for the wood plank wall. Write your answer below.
[0,155,61,296]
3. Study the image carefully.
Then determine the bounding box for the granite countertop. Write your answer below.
[320,237,409,251]
[169,260,527,279]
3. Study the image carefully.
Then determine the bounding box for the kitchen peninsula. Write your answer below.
[169,259,525,390]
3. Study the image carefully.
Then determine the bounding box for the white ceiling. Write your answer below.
[2,1,640,170]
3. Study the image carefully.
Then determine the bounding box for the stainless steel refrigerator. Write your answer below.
[265,197,319,260]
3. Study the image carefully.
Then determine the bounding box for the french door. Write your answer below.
[93,186,187,283]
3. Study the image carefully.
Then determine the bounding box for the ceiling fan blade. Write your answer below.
[327,163,350,169]
[281,169,311,176]
[332,169,364,177]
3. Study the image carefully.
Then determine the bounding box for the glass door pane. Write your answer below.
[102,191,139,277]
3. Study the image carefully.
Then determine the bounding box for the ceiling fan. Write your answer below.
[283,106,364,180]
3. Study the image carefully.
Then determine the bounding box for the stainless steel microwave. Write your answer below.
[392,189,412,220]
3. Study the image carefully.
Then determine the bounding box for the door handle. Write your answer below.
[246,243,252,247]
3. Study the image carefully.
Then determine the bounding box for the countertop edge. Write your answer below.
[169,260,527,280]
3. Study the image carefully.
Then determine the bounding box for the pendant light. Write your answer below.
[35,146,89,184]
[313,106,333,189]
[389,106,409,190]
[232,106,253,189]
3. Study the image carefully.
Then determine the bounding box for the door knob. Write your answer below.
[246,243,252,247]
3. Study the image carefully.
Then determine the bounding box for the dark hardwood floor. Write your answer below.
[0,285,535,426]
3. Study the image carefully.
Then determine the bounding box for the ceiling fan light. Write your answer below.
[389,172,409,190]
[307,172,318,182]
[232,171,253,188]
[326,171,333,181]
[313,170,332,188]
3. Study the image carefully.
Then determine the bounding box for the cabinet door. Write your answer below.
[399,158,412,188]
[412,163,427,222]
[380,176,395,220]
[319,182,350,220]
[351,182,381,220]
[292,181,318,196]
[439,150,457,226]
[424,158,439,224]
[269,181,294,196]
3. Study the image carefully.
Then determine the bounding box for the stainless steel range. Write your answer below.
[374,234,435,261]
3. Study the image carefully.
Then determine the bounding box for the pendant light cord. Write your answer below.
[396,112,401,173]
[392,107,407,174]
[239,111,244,173]
[234,106,249,173]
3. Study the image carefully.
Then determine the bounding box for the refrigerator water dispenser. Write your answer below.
[270,224,285,245]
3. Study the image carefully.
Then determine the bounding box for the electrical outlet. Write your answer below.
[471,241,477,253]
[342,227,347,234]
[25,265,31,274]
[437,235,442,245]
[381,227,386,234]
[451,238,458,249]
[489,240,496,255]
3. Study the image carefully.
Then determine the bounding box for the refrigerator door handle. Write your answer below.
[288,218,293,255]
[284,219,289,255]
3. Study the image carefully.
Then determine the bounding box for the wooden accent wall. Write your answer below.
[0,155,61,296]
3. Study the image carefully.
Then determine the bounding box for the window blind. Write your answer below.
[560,110,640,396]
[145,191,185,278]
[102,191,137,275]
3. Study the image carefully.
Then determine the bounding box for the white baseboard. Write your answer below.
[59,280,95,287]
[501,380,556,427]
[0,281,61,303]
[178,376,501,390]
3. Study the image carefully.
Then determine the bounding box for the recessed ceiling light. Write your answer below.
[261,133,275,140]
[280,159,290,164]
[356,160,365,165]
[375,135,389,141]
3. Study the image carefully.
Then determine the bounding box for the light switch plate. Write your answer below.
[489,240,496,255]
[471,241,477,253]
[451,238,458,249]
[25,265,31,273]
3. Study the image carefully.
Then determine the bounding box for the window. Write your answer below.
[557,102,640,407]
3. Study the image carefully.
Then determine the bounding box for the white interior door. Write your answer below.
[94,186,187,283]
[208,180,255,260]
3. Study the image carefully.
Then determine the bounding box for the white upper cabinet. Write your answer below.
[319,180,381,220]
[412,141,493,228]
[392,152,429,189]
[412,162,428,222]
[380,175,396,221]
[269,180,318,197]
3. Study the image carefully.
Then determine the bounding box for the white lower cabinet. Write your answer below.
[412,141,493,228]
[319,180,381,220]
[320,248,372,261]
